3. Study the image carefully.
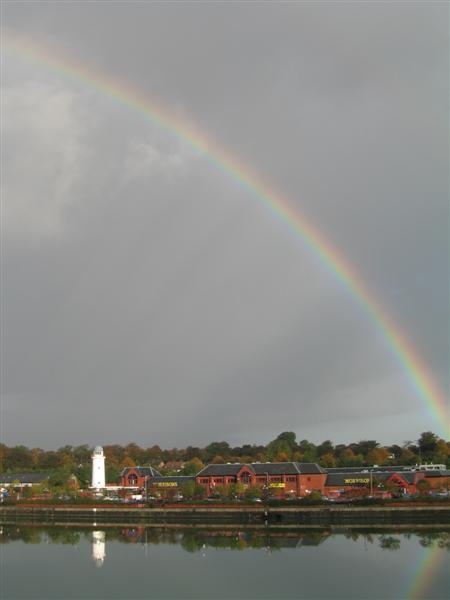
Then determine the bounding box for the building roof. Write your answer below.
[251,463,300,475]
[120,466,162,478]
[0,472,49,484]
[197,463,253,477]
[326,466,410,474]
[197,461,327,477]
[296,463,327,474]
[387,472,420,484]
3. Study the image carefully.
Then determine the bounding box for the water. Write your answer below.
[1,525,449,599]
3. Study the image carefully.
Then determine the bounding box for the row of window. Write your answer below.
[198,475,300,484]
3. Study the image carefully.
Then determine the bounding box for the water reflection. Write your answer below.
[0,524,449,557]
[92,530,106,567]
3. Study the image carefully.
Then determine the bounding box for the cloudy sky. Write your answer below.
[2,2,448,449]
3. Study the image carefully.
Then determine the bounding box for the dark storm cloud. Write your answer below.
[2,2,448,447]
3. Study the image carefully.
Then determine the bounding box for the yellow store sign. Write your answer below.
[343,478,370,484]
[155,482,178,487]
[269,483,285,488]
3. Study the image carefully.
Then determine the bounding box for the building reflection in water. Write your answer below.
[92,530,106,568]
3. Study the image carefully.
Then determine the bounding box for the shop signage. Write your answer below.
[343,478,370,484]
[155,482,178,487]
[269,483,285,488]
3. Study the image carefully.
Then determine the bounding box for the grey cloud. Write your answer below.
[3,2,448,448]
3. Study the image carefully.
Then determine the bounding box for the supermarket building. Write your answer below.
[118,461,450,499]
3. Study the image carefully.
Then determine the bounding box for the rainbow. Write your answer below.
[3,33,449,437]
[406,543,448,599]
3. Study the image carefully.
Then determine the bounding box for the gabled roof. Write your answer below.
[296,463,327,474]
[387,472,419,484]
[252,463,301,475]
[0,472,49,484]
[120,466,162,478]
[197,463,255,477]
[197,461,327,477]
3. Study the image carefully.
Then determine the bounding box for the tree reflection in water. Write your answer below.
[0,525,449,555]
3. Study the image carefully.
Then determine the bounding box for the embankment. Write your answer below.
[1,504,449,527]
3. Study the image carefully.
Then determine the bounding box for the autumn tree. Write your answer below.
[367,447,391,466]
[337,448,362,467]
[433,440,450,465]
[399,447,418,465]
[211,455,225,464]
[121,456,136,468]
[182,457,204,475]
[319,453,336,468]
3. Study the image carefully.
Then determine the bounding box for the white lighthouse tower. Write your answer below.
[91,445,106,490]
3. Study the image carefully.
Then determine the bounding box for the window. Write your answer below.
[287,476,296,482]
[200,478,209,485]
[270,476,282,483]
[128,474,138,485]
[240,472,251,484]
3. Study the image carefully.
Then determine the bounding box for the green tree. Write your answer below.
[182,458,204,475]
[205,442,231,462]
[267,432,297,460]
[337,448,362,467]
[297,440,317,462]
[244,485,263,500]
[317,440,334,456]
[106,464,121,484]
[418,432,438,460]
[48,468,72,493]
[352,440,378,459]
[5,446,32,470]
[75,464,91,487]
[181,480,206,500]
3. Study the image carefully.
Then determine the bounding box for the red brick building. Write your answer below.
[118,462,449,500]
[119,466,162,489]
[195,462,327,498]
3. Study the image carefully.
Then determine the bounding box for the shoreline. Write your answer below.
[2,503,449,526]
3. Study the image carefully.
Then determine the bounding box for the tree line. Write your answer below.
[1,431,448,487]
